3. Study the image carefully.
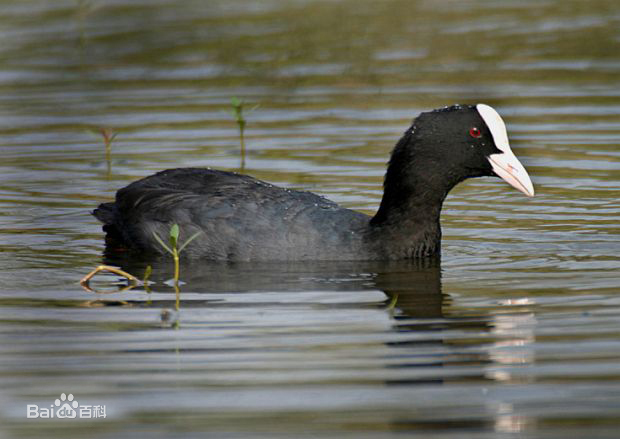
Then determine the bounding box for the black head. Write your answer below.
[372,104,534,225]
[410,105,500,180]
[388,104,533,195]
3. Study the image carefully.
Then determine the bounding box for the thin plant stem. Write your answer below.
[99,128,117,178]
[239,127,246,170]
[173,248,180,310]
[143,265,152,288]
[230,97,258,171]
[173,278,180,311]
[143,265,153,303]
[173,249,180,282]
[152,224,202,313]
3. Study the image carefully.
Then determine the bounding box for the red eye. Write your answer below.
[469,127,482,138]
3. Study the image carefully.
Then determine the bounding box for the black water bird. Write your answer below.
[94,104,534,261]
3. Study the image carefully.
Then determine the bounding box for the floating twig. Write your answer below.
[80,264,139,293]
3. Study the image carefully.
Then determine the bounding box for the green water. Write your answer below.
[1,0,619,437]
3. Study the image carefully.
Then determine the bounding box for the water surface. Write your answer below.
[1,0,619,437]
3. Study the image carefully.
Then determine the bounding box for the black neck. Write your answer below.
[368,132,456,258]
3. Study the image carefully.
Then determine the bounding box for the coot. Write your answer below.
[94,104,534,261]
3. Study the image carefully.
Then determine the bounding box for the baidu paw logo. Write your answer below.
[55,393,78,419]
[26,393,106,419]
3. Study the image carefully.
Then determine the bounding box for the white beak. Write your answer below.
[477,104,535,197]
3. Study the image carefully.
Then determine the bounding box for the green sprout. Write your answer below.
[99,128,117,176]
[143,264,153,300]
[230,97,258,170]
[152,224,201,310]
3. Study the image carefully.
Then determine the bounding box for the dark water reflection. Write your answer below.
[1,0,620,437]
[103,257,446,320]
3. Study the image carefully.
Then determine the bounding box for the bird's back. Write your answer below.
[94,168,371,260]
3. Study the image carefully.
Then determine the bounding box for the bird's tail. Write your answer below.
[92,202,118,225]
[92,202,128,248]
